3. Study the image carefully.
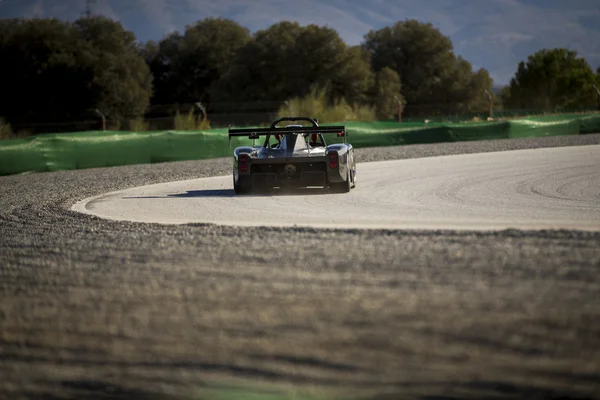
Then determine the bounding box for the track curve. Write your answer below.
[73,145,600,231]
[3,135,600,400]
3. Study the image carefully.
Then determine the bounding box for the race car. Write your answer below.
[228,117,356,194]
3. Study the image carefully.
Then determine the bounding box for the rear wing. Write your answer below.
[228,117,347,146]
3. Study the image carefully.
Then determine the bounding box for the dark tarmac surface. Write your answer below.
[1,134,600,399]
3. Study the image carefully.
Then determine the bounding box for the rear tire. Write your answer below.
[233,174,250,195]
[350,153,357,188]
[332,168,351,193]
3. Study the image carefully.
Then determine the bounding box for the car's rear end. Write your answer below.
[229,117,352,193]
[250,153,329,189]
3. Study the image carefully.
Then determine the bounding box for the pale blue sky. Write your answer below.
[1,0,599,84]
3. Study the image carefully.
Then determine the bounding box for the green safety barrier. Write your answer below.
[1,113,599,176]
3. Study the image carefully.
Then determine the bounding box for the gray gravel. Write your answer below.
[1,134,600,400]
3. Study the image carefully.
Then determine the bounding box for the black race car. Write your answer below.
[228,117,356,194]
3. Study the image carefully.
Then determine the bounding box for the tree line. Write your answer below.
[1,16,599,132]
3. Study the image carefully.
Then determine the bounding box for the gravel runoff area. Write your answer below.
[1,134,600,400]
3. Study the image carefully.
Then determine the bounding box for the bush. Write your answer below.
[108,119,122,131]
[278,88,375,123]
[0,118,13,140]
[373,67,403,120]
[127,117,150,131]
[174,109,211,130]
[354,104,377,122]
[0,119,33,140]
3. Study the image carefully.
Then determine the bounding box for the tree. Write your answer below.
[74,16,152,119]
[0,18,96,122]
[140,34,180,104]
[214,22,332,102]
[462,67,494,113]
[504,48,598,111]
[498,86,511,110]
[372,67,403,120]
[363,20,493,116]
[213,22,374,109]
[140,33,182,104]
[329,46,374,106]
[596,67,600,109]
[144,18,250,105]
[0,17,151,124]
[594,66,600,108]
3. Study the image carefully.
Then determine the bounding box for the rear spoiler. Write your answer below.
[228,117,346,146]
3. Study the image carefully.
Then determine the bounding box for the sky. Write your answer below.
[1,0,599,85]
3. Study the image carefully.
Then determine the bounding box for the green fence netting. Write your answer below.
[1,113,599,176]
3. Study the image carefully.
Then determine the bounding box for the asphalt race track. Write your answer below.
[1,134,600,400]
[73,145,600,231]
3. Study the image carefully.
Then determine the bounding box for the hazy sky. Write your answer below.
[1,0,599,84]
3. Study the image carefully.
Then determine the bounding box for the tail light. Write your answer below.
[328,152,338,169]
[239,154,249,172]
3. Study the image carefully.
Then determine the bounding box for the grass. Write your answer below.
[0,118,34,140]
[278,88,375,124]
[175,109,211,131]
[198,388,325,400]
[196,382,348,400]
[0,118,12,140]
[107,118,149,131]
[127,117,150,132]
